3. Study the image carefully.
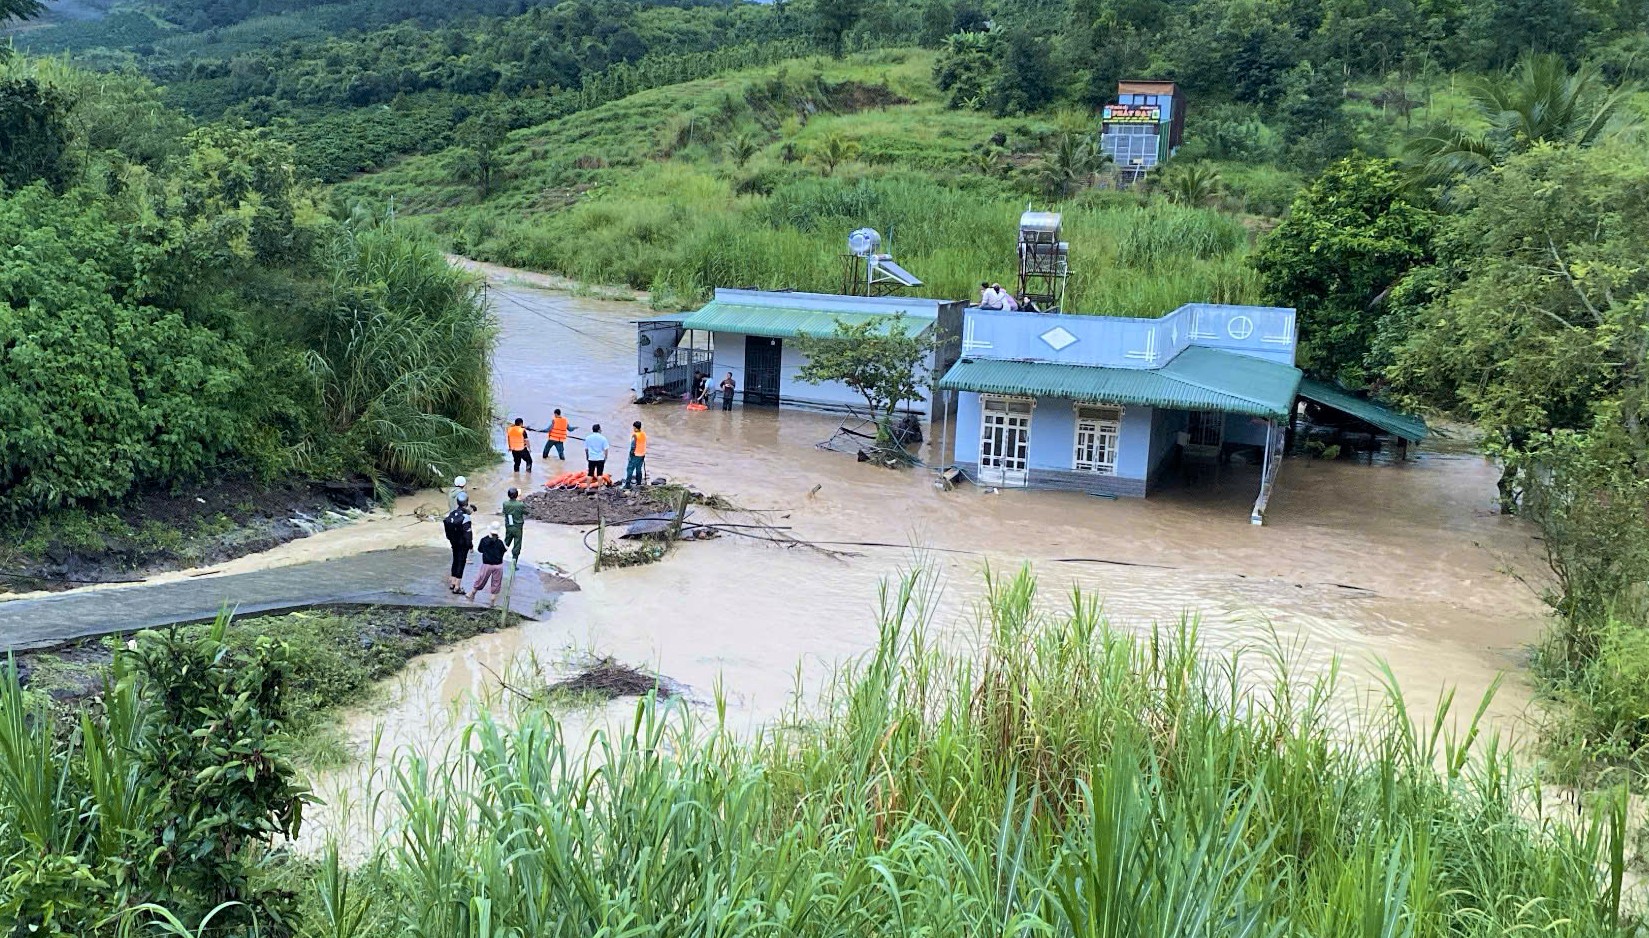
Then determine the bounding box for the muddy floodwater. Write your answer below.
[291,268,1552,839]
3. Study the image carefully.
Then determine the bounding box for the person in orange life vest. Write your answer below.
[624,421,648,490]
[540,409,570,459]
[507,417,533,473]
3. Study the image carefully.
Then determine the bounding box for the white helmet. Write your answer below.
[454,475,467,488]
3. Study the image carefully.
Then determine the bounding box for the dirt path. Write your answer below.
[0,547,576,652]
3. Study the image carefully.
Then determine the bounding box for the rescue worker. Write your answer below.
[507,417,533,473]
[502,486,526,561]
[541,409,569,459]
[443,491,474,594]
[625,420,647,490]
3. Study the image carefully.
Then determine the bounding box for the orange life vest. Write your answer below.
[507,425,528,451]
[549,416,568,441]
[631,430,647,457]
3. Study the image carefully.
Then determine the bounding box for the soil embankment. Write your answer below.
[0,479,378,595]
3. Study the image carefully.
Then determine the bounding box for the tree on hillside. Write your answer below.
[987,29,1057,116]
[0,0,42,26]
[1274,60,1355,172]
[452,111,507,197]
[1156,161,1224,207]
[725,131,759,168]
[1381,144,1649,507]
[1252,157,1435,385]
[808,0,871,59]
[934,30,996,109]
[1406,54,1635,190]
[0,77,75,191]
[809,133,860,176]
[797,315,935,441]
[1032,132,1107,198]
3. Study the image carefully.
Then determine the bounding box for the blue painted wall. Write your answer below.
[962,303,1297,368]
[707,330,936,414]
[951,394,1156,481]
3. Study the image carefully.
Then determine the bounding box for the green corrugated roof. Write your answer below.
[682,301,934,340]
[939,346,1302,418]
[1298,378,1428,442]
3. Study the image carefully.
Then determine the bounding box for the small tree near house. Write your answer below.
[796,315,935,443]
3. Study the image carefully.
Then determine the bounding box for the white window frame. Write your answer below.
[979,396,1033,486]
[1073,403,1122,475]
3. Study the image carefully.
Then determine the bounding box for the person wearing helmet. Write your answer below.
[442,490,474,593]
[448,475,469,511]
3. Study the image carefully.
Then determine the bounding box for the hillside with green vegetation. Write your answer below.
[0,54,495,528]
[337,51,1270,314]
[9,0,1649,930]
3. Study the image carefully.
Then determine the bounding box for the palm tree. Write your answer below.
[1407,54,1635,187]
[810,134,860,177]
[725,132,759,168]
[1156,161,1224,208]
[968,147,1008,178]
[1032,133,1107,199]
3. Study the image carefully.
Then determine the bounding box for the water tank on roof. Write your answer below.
[1018,211,1062,244]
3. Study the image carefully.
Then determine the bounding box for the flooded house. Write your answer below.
[938,301,1426,522]
[634,288,964,423]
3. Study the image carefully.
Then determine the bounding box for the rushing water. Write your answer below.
[291,269,1552,841]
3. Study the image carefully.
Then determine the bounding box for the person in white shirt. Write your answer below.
[996,284,1019,311]
[978,281,1003,310]
[584,424,610,480]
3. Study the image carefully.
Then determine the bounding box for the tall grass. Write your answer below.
[305,219,497,487]
[449,169,1257,315]
[304,569,1631,936]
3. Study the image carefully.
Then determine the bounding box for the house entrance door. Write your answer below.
[978,396,1031,486]
[744,336,781,406]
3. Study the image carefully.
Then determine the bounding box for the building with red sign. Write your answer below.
[1099,80,1185,180]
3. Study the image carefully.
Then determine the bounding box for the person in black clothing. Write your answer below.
[467,524,509,606]
[443,491,474,594]
[719,371,736,410]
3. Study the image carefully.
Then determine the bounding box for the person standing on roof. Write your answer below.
[467,524,508,607]
[507,417,533,473]
[625,421,648,490]
[541,409,570,460]
[443,491,474,594]
[584,423,609,481]
[502,486,526,561]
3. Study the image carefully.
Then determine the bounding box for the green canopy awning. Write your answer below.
[681,301,934,340]
[939,346,1302,418]
[1297,378,1427,442]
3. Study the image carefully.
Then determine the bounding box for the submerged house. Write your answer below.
[635,288,964,423]
[940,303,1303,522]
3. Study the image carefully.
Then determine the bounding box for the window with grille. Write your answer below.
[1073,404,1121,474]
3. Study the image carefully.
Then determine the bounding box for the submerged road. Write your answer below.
[0,548,577,653]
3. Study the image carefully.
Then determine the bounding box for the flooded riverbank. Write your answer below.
[286,269,1554,840]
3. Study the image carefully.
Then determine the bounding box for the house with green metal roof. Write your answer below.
[637,288,963,420]
[938,303,1300,521]
[939,303,1427,522]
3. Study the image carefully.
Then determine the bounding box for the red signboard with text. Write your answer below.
[1102,104,1161,124]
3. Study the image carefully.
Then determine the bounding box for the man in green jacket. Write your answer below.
[502,486,527,561]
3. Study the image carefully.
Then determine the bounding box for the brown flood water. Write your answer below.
[299,270,1553,841]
